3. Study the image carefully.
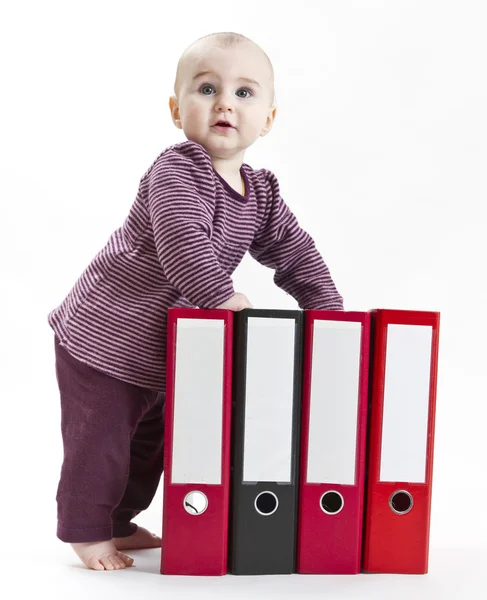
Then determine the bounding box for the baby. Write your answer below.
[48,31,344,571]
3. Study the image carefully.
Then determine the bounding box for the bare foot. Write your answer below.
[72,540,134,571]
[113,526,161,551]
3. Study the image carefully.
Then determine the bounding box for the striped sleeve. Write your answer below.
[249,170,344,310]
[146,152,235,308]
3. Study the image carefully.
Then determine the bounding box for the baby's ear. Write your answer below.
[260,106,277,137]
[168,96,182,128]
[269,105,277,123]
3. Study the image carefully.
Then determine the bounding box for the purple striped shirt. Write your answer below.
[48,140,343,391]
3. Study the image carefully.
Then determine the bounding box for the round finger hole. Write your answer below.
[183,491,208,515]
[389,490,413,515]
[254,491,279,516]
[320,490,344,515]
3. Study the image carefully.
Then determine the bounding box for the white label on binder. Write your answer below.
[307,320,362,485]
[243,317,296,483]
[380,324,433,483]
[171,318,225,484]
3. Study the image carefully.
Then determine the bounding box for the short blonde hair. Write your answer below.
[173,32,275,105]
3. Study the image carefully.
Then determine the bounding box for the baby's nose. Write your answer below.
[215,92,235,111]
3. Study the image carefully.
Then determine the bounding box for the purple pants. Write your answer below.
[54,335,165,543]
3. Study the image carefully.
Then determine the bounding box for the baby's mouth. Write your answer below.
[213,121,234,128]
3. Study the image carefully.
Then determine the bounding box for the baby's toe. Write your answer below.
[99,555,115,570]
[110,554,126,570]
[118,552,134,566]
[87,557,105,571]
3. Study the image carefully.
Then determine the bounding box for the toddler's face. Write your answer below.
[170,42,276,161]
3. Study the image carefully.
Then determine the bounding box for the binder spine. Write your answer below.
[228,309,304,575]
[297,311,370,574]
[161,308,233,576]
[362,309,440,574]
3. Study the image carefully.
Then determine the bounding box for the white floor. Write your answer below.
[3,542,485,600]
[5,474,486,599]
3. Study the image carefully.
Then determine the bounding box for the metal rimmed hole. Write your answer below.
[389,490,413,515]
[320,490,344,515]
[183,491,208,515]
[254,491,279,516]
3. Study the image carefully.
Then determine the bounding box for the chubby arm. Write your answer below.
[146,155,235,308]
[249,170,344,310]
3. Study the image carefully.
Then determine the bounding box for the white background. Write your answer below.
[1,0,486,597]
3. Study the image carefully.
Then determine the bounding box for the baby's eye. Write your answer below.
[199,84,253,98]
[236,88,253,98]
[200,84,215,95]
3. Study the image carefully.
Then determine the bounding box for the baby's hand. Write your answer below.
[216,293,253,311]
